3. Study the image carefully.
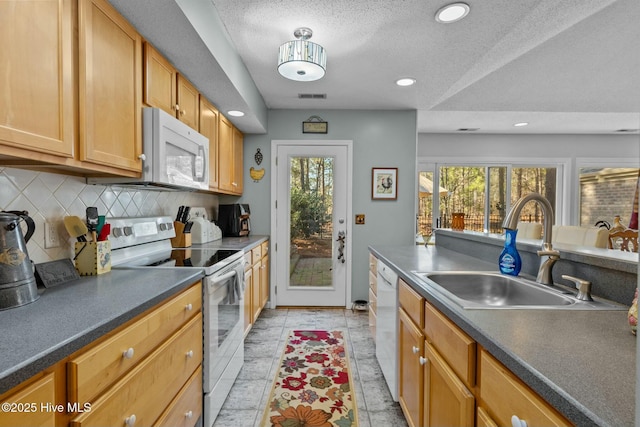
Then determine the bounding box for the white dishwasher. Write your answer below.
[375,259,399,401]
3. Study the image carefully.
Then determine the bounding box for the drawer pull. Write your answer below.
[186,350,194,358]
[511,415,528,427]
[125,414,136,426]
[412,346,419,354]
[185,303,193,311]
[419,356,427,366]
[122,347,135,359]
[185,410,193,419]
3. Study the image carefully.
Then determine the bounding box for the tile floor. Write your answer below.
[212,308,409,427]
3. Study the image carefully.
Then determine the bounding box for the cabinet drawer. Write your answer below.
[252,245,262,264]
[369,253,378,276]
[369,271,377,295]
[71,313,202,427]
[424,302,475,388]
[369,287,377,313]
[154,365,203,427]
[68,282,202,403]
[399,279,424,328]
[0,372,55,427]
[244,252,252,270]
[261,241,269,257]
[479,350,571,427]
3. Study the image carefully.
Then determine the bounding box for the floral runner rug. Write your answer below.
[260,330,358,427]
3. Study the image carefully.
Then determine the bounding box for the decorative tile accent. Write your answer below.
[0,167,219,264]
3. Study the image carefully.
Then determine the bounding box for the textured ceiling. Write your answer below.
[108,0,640,135]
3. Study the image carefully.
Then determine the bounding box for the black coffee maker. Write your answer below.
[217,204,251,237]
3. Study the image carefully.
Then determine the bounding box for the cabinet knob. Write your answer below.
[186,350,194,358]
[122,347,134,359]
[185,411,193,419]
[412,346,419,354]
[185,303,193,311]
[180,109,186,116]
[419,356,427,365]
[511,415,528,427]
[232,182,238,187]
[125,414,136,426]
[138,153,146,161]
[174,104,179,111]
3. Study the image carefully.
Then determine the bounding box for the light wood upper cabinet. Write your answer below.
[176,75,199,130]
[199,98,219,191]
[79,0,142,172]
[0,0,74,158]
[218,114,234,192]
[144,43,200,129]
[232,126,244,194]
[144,43,177,115]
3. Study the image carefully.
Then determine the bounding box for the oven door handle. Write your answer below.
[208,270,238,293]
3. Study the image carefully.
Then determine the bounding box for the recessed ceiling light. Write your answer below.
[227,110,245,117]
[396,78,416,87]
[513,122,529,127]
[435,3,470,23]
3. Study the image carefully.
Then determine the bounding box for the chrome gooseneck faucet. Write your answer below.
[502,193,560,285]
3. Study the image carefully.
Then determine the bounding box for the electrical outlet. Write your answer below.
[44,222,61,248]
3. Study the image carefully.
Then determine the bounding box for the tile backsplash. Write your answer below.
[0,167,219,264]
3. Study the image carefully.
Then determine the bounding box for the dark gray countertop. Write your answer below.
[369,244,636,427]
[0,268,203,395]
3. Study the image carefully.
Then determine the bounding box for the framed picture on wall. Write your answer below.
[372,167,398,200]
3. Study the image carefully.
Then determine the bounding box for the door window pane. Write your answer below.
[510,167,556,223]
[438,166,485,231]
[488,167,507,233]
[289,157,334,287]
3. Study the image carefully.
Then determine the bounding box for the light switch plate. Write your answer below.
[355,214,365,225]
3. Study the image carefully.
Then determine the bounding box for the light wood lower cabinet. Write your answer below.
[244,240,270,335]
[154,366,203,427]
[0,372,56,427]
[398,307,424,427]
[423,341,474,427]
[479,350,571,426]
[397,278,571,427]
[70,313,202,427]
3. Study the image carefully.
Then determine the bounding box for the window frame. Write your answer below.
[417,156,570,234]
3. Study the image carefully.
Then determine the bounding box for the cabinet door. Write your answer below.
[176,75,199,130]
[0,372,55,427]
[398,308,424,427]
[243,268,253,336]
[199,98,219,190]
[252,261,262,321]
[144,42,177,115]
[423,341,474,427]
[260,253,269,308]
[232,125,244,194]
[79,0,142,172]
[218,114,234,192]
[0,0,74,158]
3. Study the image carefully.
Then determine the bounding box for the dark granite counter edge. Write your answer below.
[0,270,204,395]
[369,246,606,427]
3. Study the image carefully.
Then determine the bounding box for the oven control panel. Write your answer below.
[108,216,175,249]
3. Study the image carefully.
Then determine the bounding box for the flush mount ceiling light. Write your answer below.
[396,78,417,87]
[278,27,327,82]
[435,3,470,23]
[513,122,529,127]
[227,110,245,117]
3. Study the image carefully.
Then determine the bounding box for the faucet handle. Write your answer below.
[537,249,560,259]
[562,274,593,301]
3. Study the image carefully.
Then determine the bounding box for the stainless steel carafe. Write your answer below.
[0,210,38,310]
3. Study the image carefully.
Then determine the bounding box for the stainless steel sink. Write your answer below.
[411,271,627,310]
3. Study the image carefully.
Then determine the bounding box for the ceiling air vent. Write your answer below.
[457,128,479,132]
[298,93,327,99]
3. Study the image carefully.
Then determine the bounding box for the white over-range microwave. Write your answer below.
[88,107,209,191]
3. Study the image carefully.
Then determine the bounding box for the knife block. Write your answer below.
[171,221,192,248]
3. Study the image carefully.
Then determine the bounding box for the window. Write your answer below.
[417,163,559,237]
[579,168,639,228]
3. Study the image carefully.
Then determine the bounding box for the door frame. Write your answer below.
[269,140,353,308]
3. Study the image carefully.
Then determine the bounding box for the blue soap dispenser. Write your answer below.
[499,228,521,276]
